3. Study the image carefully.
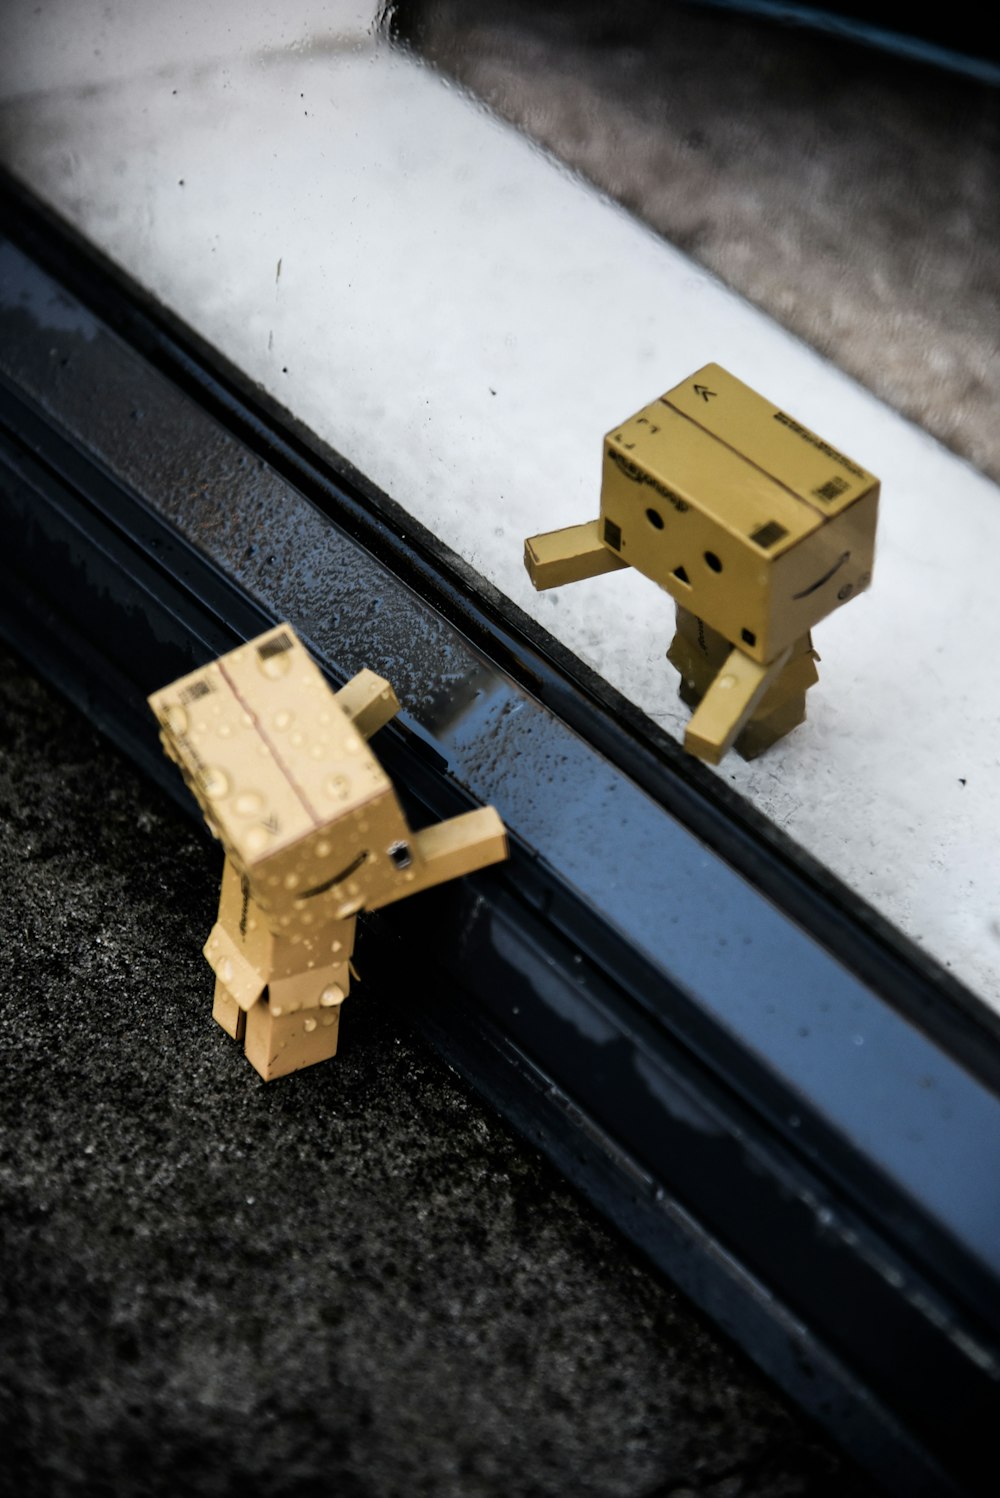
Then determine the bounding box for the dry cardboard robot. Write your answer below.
[524,363,880,764]
[149,625,507,1080]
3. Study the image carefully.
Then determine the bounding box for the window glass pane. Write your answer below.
[2,0,998,1010]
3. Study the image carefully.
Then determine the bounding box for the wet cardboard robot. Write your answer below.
[149,626,508,1080]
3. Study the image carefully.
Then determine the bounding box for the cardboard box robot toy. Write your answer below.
[524,363,880,764]
[149,625,508,1080]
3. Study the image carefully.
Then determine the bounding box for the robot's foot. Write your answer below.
[243,996,342,1082]
[735,693,808,760]
[212,976,246,1041]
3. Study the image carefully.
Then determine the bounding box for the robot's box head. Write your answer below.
[599,364,879,662]
[148,626,421,929]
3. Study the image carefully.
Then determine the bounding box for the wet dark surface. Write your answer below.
[0,643,880,1496]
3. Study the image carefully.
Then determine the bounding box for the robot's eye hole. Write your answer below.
[645,508,664,530]
[388,841,412,870]
[704,551,723,573]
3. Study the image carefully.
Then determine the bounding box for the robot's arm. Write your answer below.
[334,670,400,739]
[684,646,792,766]
[367,807,508,912]
[524,520,629,590]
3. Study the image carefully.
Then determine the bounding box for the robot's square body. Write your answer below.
[525,363,880,763]
[149,625,507,1079]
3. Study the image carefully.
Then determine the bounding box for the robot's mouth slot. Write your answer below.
[301,851,369,899]
[793,551,850,600]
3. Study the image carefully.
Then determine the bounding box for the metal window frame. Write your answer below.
[2,172,998,1498]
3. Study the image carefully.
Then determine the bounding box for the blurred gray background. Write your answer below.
[396,0,1000,484]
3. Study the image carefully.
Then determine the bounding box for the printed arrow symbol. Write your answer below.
[693,384,716,402]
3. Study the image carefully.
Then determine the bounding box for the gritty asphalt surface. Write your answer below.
[0,643,881,1498]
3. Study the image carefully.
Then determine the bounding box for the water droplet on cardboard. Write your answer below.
[199,766,230,799]
[233,791,264,817]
